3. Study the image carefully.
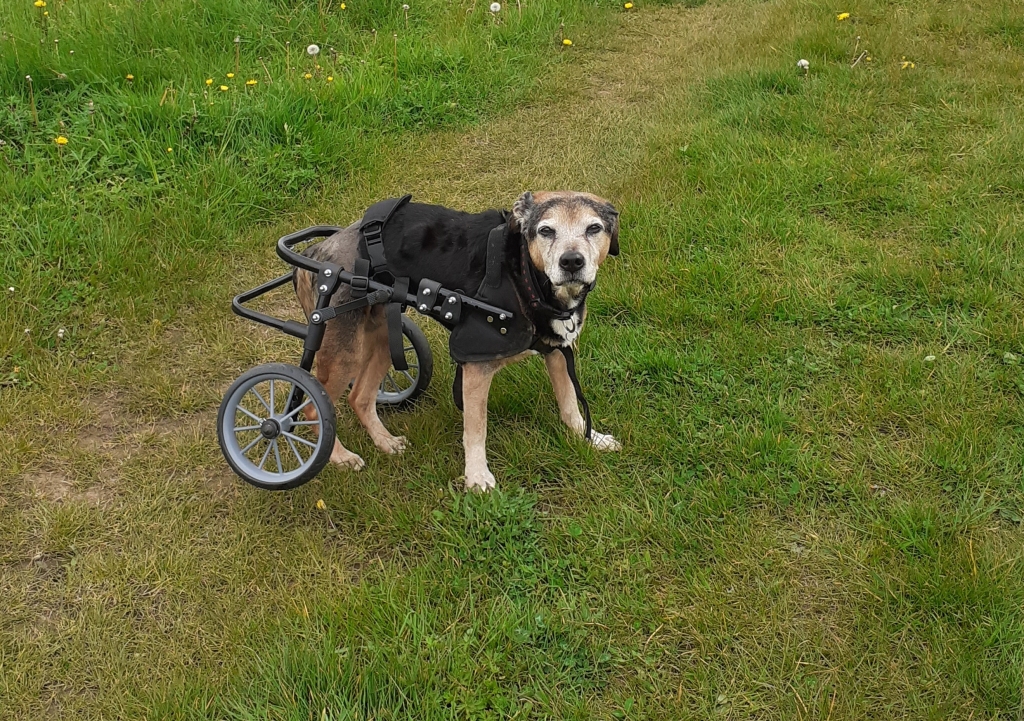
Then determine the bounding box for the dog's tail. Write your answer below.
[292,244,322,320]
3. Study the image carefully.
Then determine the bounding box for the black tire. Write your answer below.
[217,363,336,490]
[376,316,434,409]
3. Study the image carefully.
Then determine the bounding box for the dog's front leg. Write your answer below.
[544,350,621,451]
[460,361,501,492]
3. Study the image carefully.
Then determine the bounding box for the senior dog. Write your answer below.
[294,191,620,491]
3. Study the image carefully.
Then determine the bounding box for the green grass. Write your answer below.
[4,0,1024,718]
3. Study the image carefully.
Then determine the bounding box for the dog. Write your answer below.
[294,191,621,491]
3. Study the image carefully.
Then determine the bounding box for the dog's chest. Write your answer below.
[543,307,585,346]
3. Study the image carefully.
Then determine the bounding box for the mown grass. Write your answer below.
[4,0,1024,718]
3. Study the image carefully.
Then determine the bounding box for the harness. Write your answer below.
[323,195,595,440]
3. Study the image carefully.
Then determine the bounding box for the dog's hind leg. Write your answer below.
[348,309,407,455]
[543,350,621,451]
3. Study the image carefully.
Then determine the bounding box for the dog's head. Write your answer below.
[510,191,619,304]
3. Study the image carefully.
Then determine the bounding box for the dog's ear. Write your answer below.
[605,204,620,257]
[510,191,534,233]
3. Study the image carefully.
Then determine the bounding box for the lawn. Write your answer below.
[3,0,1024,718]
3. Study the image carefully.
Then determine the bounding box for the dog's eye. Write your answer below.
[586,223,603,235]
[538,226,556,239]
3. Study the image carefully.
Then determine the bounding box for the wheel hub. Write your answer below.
[260,418,281,439]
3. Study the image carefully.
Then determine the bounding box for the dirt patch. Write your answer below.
[77,394,128,457]
[23,469,115,508]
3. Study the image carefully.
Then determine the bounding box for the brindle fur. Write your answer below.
[294,191,620,491]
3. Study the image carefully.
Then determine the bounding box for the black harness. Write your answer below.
[330,195,595,440]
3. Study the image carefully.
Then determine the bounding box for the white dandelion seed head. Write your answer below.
[306,44,320,56]
[8,286,14,292]
[797,59,809,69]
[402,3,409,9]
[24,328,31,334]
[490,2,501,11]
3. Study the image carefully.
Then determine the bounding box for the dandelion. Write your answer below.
[307,44,320,56]
[900,60,915,69]
[837,12,850,20]
[246,78,257,86]
[219,84,228,91]
[226,72,235,78]
[166,147,173,152]
[562,38,573,46]
[54,135,68,145]
[490,2,500,10]
[326,75,334,82]
[43,10,48,15]
[304,72,312,79]
[33,0,46,6]
[866,56,872,62]
[24,328,31,335]
[126,74,134,80]
[206,78,213,85]
[402,3,409,8]
[316,499,327,510]
[340,2,346,8]
[797,58,809,70]
[624,2,633,7]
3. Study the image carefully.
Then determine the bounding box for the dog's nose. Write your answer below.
[558,251,585,273]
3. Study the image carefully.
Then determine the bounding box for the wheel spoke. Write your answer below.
[285,435,305,465]
[269,379,275,414]
[282,431,317,448]
[236,406,263,423]
[250,387,273,414]
[257,442,273,470]
[240,435,264,454]
[273,440,283,475]
[288,420,320,426]
[401,370,416,385]
[404,345,414,353]
[281,397,312,421]
[234,424,262,433]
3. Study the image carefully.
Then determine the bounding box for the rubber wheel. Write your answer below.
[217,363,336,490]
[377,316,434,409]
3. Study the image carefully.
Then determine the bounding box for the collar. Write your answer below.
[515,229,592,322]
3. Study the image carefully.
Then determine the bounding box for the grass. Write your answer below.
[3,0,1024,718]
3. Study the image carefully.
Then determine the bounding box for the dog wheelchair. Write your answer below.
[217,223,518,490]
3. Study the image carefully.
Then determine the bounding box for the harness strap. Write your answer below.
[453,364,464,412]
[560,345,592,441]
[359,195,412,279]
[306,288,392,323]
[484,224,507,289]
[387,277,410,371]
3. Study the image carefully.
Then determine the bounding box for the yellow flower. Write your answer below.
[166,147,172,153]
[126,74,134,80]
[316,499,327,510]
[226,72,235,78]
[304,72,312,79]
[219,84,228,91]
[866,56,872,62]
[624,2,632,7]
[34,0,46,7]
[340,2,346,8]
[54,136,68,145]
[901,60,915,69]
[206,78,213,85]
[836,12,850,20]
[562,38,573,46]
[43,10,48,15]
[246,78,257,86]
[327,76,334,82]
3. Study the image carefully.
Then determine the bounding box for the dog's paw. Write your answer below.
[464,468,497,492]
[588,431,622,452]
[331,446,366,471]
[375,434,407,455]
